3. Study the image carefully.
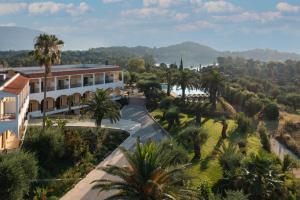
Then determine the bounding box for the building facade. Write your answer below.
[0,64,124,151]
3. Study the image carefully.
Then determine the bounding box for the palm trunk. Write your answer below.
[42,68,47,131]
[193,141,200,160]
[221,122,228,139]
[182,86,186,100]
[195,114,201,125]
[167,83,171,96]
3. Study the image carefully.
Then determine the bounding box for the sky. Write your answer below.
[1,0,300,52]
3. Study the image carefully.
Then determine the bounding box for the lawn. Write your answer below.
[150,109,262,187]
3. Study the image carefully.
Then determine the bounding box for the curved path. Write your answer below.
[61,96,167,200]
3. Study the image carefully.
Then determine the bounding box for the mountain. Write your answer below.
[0,26,42,50]
[0,26,300,64]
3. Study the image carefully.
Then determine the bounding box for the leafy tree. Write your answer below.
[165,106,180,130]
[93,140,195,200]
[286,93,300,111]
[263,102,279,120]
[244,97,263,117]
[201,69,225,110]
[257,122,271,152]
[223,190,249,200]
[160,63,175,96]
[84,89,121,127]
[0,151,38,200]
[30,34,64,130]
[128,58,145,73]
[178,126,208,160]
[23,127,65,169]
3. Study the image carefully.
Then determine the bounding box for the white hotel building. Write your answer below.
[0,64,124,151]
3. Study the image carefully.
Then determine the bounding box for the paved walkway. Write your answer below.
[61,96,167,200]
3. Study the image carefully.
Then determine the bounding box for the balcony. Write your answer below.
[0,113,16,121]
[70,83,82,88]
[57,84,69,90]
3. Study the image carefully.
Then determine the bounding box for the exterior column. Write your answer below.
[81,74,84,87]
[122,71,124,82]
[93,73,95,85]
[104,72,106,84]
[54,77,57,91]
[68,75,71,89]
[39,78,42,93]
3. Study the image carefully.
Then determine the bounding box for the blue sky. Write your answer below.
[1,0,300,52]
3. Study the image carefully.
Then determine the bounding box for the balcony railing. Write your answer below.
[41,86,55,92]
[0,113,16,121]
[57,85,69,90]
[95,80,104,85]
[70,83,82,88]
[83,82,93,87]
[30,88,40,94]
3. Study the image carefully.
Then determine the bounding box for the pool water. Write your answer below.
[161,84,206,96]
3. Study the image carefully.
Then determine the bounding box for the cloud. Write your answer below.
[28,2,90,16]
[201,1,240,13]
[276,2,299,13]
[214,11,282,23]
[143,0,185,8]
[0,22,17,27]
[0,3,27,15]
[176,20,217,31]
[102,0,124,4]
[122,7,188,21]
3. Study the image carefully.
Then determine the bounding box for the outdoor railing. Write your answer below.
[70,83,82,88]
[0,113,16,121]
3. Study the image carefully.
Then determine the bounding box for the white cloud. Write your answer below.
[0,22,17,27]
[102,0,124,4]
[143,0,185,8]
[214,11,282,23]
[0,3,27,16]
[176,20,216,31]
[201,1,240,13]
[28,1,90,16]
[122,7,188,21]
[276,2,299,13]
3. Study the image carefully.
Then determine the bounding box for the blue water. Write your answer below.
[161,84,206,96]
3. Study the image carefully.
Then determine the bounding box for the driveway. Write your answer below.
[61,96,168,200]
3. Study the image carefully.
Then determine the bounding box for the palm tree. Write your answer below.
[201,69,225,110]
[174,69,195,100]
[165,106,180,130]
[30,34,64,130]
[218,143,242,172]
[214,116,228,139]
[160,64,174,96]
[178,126,208,160]
[84,89,121,127]
[190,100,210,125]
[93,140,196,200]
[240,152,285,200]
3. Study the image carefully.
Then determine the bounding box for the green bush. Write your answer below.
[236,112,252,134]
[257,122,271,152]
[23,127,65,170]
[0,151,38,200]
[263,102,279,120]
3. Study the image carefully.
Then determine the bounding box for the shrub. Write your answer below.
[165,106,180,129]
[0,151,38,200]
[244,97,262,117]
[218,143,242,172]
[263,102,279,120]
[257,122,271,152]
[236,112,252,134]
[23,127,65,170]
[159,96,174,110]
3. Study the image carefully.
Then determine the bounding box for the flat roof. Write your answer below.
[0,64,121,78]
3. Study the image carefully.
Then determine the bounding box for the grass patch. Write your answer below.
[150,109,262,188]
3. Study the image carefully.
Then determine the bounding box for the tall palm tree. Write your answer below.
[160,64,174,96]
[178,126,208,160]
[201,69,225,110]
[214,116,228,139]
[93,140,196,200]
[84,89,121,127]
[190,100,210,125]
[174,69,195,100]
[30,34,64,130]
